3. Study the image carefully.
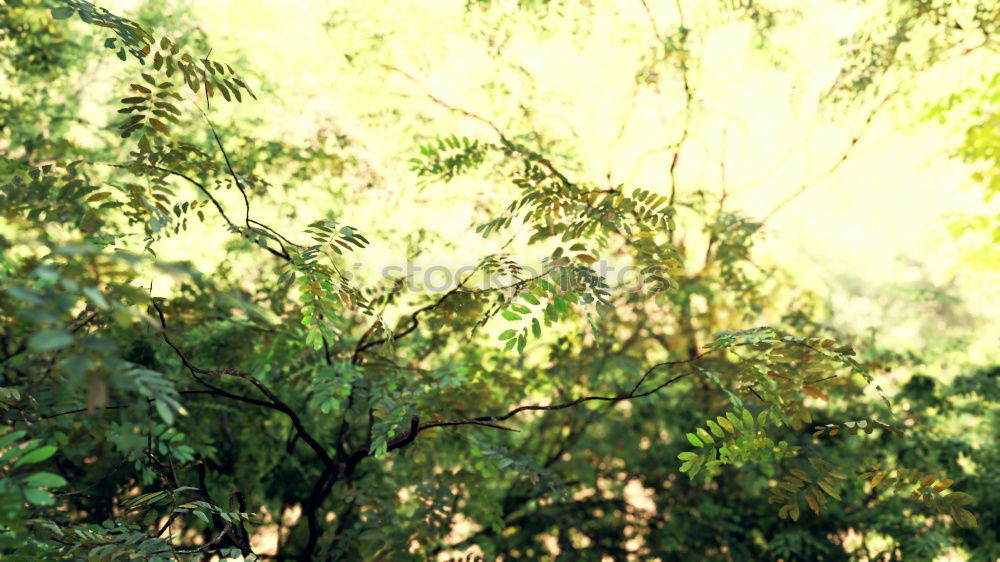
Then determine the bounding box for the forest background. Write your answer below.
[1,0,999,560]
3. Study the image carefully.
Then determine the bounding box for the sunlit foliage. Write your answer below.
[1,1,997,560]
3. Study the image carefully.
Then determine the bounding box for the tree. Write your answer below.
[1,1,996,560]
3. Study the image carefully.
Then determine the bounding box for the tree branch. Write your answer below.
[150,301,338,471]
[363,349,719,456]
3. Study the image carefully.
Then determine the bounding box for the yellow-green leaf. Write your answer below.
[717,416,735,434]
[696,427,715,445]
[789,469,811,482]
[707,420,724,438]
[816,479,841,500]
[945,492,974,506]
[954,508,977,528]
[932,479,954,493]
[725,411,743,430]
[870,472,885,488]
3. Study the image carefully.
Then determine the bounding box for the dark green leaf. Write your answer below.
[50,7,75,19]
[28,329,73,352]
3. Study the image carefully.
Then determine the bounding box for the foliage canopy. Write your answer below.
[1,0,998,560]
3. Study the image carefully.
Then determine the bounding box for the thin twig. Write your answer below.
[667,0,692,212]
[761,91,894,224]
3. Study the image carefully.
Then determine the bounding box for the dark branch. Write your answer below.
[141,164,236,229]
[150,301,338,471]
[366,350,719,456]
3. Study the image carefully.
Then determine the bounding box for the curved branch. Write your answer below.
[143,163,290,260]
[363,349,719,457]
[140,164,236,229]
[383,64,576,189]
[200,110,251,230]
[475,353,708,424]
[151,301,337,471]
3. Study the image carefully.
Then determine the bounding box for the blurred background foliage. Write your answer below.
[1,0,998,560]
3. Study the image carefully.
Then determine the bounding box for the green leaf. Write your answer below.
[531,318,541,338]
[23,487,55,506]
[6,287,42,305]
[725,411,743,430]
[816,479,841,500]
[954,508,977,528]
[0,430,26,450]
[696,428,714,445]
[498,330,517,341]
[756,410,769,426]
[82,287,110,310]
[23,472,67,488]
[28,329,73,352]
[789,469,811,482]
[554,296,569,315]
[501,310,521,321]
[717,416,735,434]
[14,445,57,467]
[154,400,175,425]
[677,451,697,460]
[685,433,703,448]
[50,7,75,19]
[520,292,540,306]
[707,420,724,438]
[945,492,974,506]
